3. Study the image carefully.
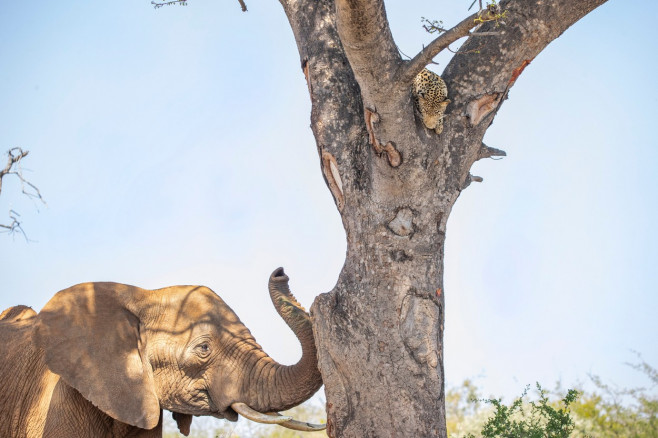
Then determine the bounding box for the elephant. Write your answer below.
[0,267,325,437]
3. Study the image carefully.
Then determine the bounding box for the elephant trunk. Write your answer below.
[246,267,323,413]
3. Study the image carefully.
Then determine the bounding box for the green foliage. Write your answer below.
[460,384,578,438]
[421,17,446,34]
[569,356,658,438]
[446,379,490,436]
[448,356,657,438]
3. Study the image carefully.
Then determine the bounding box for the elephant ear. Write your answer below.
[34,282,160,430]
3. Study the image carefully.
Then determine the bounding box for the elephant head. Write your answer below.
[33,267,324,435]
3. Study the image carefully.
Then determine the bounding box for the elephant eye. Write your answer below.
[195,342,211,358]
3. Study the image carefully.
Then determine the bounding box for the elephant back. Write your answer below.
[0,304,36,324]
[0,305,60,438]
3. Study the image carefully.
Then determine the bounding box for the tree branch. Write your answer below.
[334,0,401,103]
[0,148,45,204]
[398,4,508,85]
[151,0,187,9]
[0,148,46,240]
[0,209,29,241]
[443,0,609,110]
[279,0,371,207]
[152,0,246,10]
[0,148,28,195]
[438,0,608,181]
[398,12,481,85]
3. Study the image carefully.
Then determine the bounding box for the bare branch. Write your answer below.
[0,210,29,241]
[0,148,46,205]
[468,0,484,11]
[0,148,46,239]
[152,0,246,11]
[151,0,187,9]
[0,147,29,196]
[398,11,485,84]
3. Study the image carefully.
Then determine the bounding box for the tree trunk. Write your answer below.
[277,0,608,436]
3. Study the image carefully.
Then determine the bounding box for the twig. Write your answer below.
[468,0,484,12]
[0,210,29,241]
[398,12,482,84]
[151,0,187,9]
[151,0,247,11]
[446,41,486,55]
[0,148,46,240]
[421,17,446,34]
[0,148,29,195]
[399,3,505,84]
[0,148,46,205]
[396,44,413,61]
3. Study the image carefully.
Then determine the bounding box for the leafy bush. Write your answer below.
[451,355,657,438]
[462,384,578,438]
[569,357,658,437]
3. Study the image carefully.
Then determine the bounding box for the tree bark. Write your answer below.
[277,0,608,436]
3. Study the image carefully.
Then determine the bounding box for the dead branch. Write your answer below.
[0,148,46,239]
[0,210,29,241]
[0,148,29,195]
[151,0,246,11]
[0,148,46,204]
[151,0,187,9]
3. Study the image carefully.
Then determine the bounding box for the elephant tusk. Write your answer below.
[266,412,327,431]
[231,402,292,424]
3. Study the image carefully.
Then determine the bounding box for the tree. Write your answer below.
[156,0,608,436]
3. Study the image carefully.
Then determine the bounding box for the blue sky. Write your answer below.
[1,0,656,428]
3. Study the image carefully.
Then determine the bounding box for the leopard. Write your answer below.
[412,68,450,134]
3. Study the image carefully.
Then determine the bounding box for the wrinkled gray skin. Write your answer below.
[0,268,322,437]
